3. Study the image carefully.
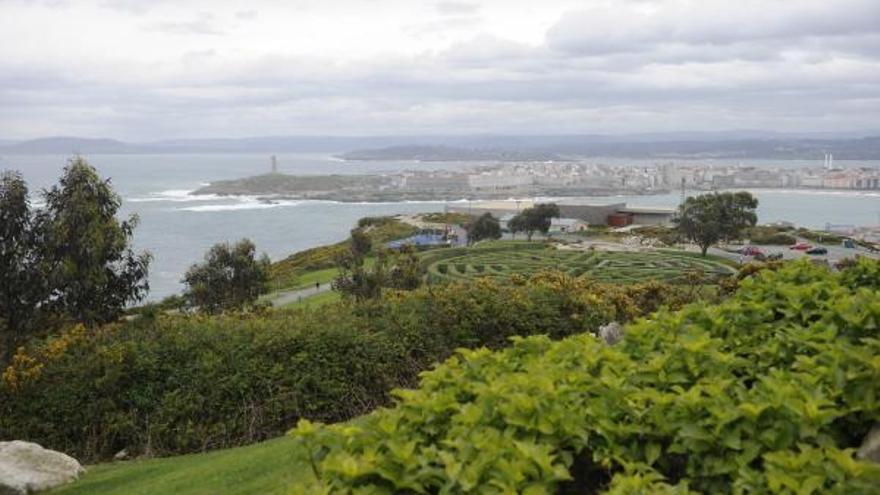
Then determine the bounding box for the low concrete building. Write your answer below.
[617,206,676,226]
[549,218,589,233]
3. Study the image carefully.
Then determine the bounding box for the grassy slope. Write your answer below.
[53,437,312,495]
[280,289,341,309]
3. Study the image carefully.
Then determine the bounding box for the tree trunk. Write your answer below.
[700,244,709,257]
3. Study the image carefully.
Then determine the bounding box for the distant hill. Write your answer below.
[0,137,134,154]
[342,137,880,161]
[1,133,879,159]
[339,145,568,162]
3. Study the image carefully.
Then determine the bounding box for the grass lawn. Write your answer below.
[280,289,341,309]
[51,436,312,495]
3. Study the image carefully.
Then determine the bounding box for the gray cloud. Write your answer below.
[143,12,225,36]
[435,1,479,15]
[546,0,880,56]
[0,0,878,139]
[234,9,258,20]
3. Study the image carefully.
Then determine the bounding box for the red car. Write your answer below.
[739,246,763,256]
[789,242,812,251]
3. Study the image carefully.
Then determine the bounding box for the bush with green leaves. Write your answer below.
[0,273,697,461]
[183,238,271,313]
[290,258,880,494]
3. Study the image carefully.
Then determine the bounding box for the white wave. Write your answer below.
[129,189,223,203]
[179,198,303,212]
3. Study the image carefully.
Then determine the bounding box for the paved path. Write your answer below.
[267,284,332,307]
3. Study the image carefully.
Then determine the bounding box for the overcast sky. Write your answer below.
[1,0,878,140]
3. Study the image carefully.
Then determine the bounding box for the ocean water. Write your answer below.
[2,153,879,300]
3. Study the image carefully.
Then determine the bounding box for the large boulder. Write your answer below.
[599,321,624,345]
[858,423,880,463]
[0,441,84,494]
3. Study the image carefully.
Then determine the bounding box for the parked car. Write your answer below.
[806,247,828,255]
[790,242,812,251]
[738,245,763,256]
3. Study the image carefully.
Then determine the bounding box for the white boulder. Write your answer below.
[599,321,624,345]
[0,441,84,494]
[858,423,880,463]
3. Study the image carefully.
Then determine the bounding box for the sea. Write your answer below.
[2,153,879,301]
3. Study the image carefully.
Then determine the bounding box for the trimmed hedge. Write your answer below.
[0,274,699,461]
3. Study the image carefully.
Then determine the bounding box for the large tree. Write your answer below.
[466,212,502,245]
[509,203,561,241]
[333,228,426,300]
[0,171,42,363]
[676,191,759,256]
[183,238,270,314]
[333,228,384,302]
[37,157,151,325]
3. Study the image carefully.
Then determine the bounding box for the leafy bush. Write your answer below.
[745,226,798,245]
[183,239,271,313]
[290,258,880,494]
[420,212,474,225]
[269,217,417,290]
[633,225,680,246]
[0,273,698,461]
[797,229,846,245]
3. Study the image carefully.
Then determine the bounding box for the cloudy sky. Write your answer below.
[1,0,878,140]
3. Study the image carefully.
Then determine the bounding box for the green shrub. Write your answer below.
[0,273,700,462]
[797,229,846,245]
[633,225,680,246]
[269,217,417,290]
[419,212,474,225]
[291,259,880,494]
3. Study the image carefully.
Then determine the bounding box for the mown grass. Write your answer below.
[280,289,341,309]
[52,436,312,495]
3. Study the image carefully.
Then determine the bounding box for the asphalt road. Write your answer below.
[266,284,332,307]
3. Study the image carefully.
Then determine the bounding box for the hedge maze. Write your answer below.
[425,244,735,284]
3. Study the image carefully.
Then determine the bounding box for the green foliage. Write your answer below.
[291,259,880,494]
[797,229,847,245]
[37,157,151,325]
[183,239,271,313]
[420,212,474,225]
[333,228,385,302]
[466,212,502,244]
[334,230,425,301]
[1,158,149,362]
[385,246,424,291]
[744,225,798,246]
[269,217,416,290]
[0,171,41,363]
[0,273,698,462]
[676,191,758,255]
[632,225,680,246]
[510,203,561,241]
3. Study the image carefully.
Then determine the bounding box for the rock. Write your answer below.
[857,423,880,463]
[599,321,624,345]
[0,441,84,494]
[113,449,129,461]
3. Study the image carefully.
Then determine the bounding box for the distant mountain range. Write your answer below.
[1,133,879,159]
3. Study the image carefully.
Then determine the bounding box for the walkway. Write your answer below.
[266,284,332,307]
